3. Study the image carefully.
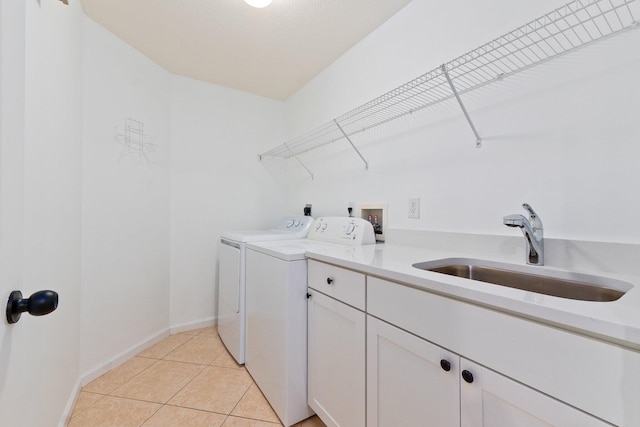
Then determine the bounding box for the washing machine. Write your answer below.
[218,215,314,364]
[245,217,376,426]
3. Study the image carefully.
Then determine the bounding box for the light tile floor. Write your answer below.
[69,326,326,427]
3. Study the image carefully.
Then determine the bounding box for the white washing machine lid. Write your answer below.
[246,239,337,261]
[221,215,314,243]
[247,238,377,264]
[221,229,301,243]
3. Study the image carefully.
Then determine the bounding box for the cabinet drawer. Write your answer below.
[308,260,365,310]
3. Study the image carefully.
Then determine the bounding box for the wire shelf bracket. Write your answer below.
[265,143,315,180]
[334,119,370,170]
[259,0,640,171]
[287,143,315,180]
[441,64,483,148]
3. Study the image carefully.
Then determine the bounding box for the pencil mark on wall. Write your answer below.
[114,118,158,166]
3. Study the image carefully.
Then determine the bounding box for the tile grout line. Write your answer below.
[134,331,207,427]
[143,327,244,426]
[71,327,310,426]
[67,391,106,420]
[136,399,163,427]
[153,357,209,411]
[224,367,285,426]
[70,355,165,420]
[106,333,201,395]
[71,333,201,421]
[225,379,258,423]
[133,335,242,421]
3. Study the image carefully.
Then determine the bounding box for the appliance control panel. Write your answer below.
[272,215,315,236]
[307,217,376,246]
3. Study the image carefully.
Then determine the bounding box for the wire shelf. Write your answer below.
[259,0,639,164]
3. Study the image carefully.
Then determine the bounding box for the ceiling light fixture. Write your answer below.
[245,0,272,8]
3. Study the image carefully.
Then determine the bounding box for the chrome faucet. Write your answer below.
[503,203,544,265]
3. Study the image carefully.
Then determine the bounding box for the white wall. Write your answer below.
[0,0,83,425]
[80,17,171,375]
[78,7,290,379]
[283,0,640,245]
[170,76,287,328]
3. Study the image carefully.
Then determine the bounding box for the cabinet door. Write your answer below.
[308,290,365,427]
[460,359,609,427]
[367,316,460,427]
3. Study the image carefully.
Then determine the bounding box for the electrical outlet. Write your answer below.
[408,198,420,218]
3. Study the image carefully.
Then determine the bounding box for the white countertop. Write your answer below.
[304,240,640,351]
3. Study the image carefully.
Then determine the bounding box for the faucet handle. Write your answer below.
[522,203,537,217]
[522,203,542,230]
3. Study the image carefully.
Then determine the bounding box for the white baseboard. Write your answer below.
[79,327,170,387]
[58,377,82,427]
[170,316,217,335]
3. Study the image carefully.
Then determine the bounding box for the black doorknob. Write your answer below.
[440,359,451,372]
[326,277,334,285]
[461,369,474,383]
[6,290,59,324]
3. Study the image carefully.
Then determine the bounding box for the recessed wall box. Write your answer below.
[357,203,387,242]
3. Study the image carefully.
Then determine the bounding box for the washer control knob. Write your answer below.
[286,220,294,228]
[343,223,355,235]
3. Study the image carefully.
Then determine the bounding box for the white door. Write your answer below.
[307,289,365,427]
[217,239,243,363]
[1,1,82,425]
[367,316,460,427]
[460,359,609,427]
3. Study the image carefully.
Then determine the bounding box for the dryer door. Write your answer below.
[219,239,241,313]
[218,238,243,363]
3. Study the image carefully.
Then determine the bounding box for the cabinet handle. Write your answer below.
[326,277,334,285]
[461,370,474,383]
[440,359,451,372]
[306,293,312,299]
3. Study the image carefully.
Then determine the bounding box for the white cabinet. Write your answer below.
[367,316,459,427]
[307,260,366,427]
[308,262,635,426]
[460,359,608,427]
[367,275,640,426]
[368,315,608,427]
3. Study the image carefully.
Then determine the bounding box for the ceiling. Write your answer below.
[78,0,412,101]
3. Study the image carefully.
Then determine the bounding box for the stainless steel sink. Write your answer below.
[412,258,632,302]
